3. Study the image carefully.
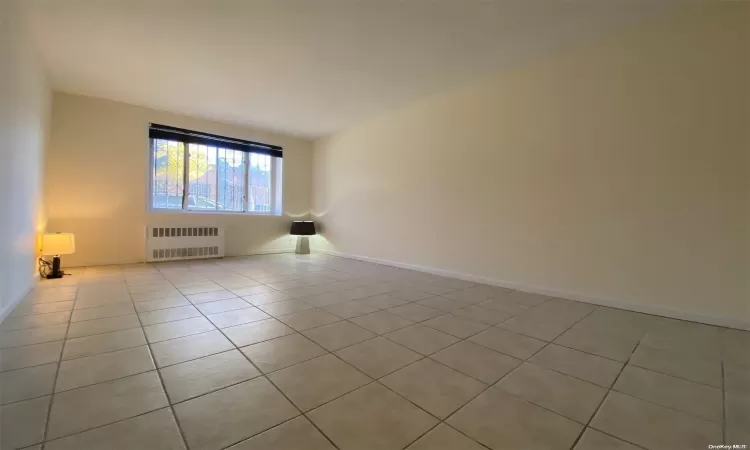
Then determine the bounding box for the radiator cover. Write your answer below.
[146,226,225,262]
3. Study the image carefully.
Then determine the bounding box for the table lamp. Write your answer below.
[41,232,75,278]
[290,221,315,254]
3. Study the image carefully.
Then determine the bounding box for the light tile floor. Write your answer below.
[0,253,748,450]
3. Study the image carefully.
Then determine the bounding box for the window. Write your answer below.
[149,124,282,214]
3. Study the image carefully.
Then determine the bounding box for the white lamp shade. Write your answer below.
[42,233,76,256]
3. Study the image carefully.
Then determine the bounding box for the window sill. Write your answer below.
[149,209,282,217]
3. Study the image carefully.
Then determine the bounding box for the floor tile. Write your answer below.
[133,297,191,312]
[138,305,202,326]
[322,300,379,319]
[727,425,750,447]
[432,341,521,384]
[0,341,63,372]
[406,424,486,450]
[725,364,750,396]
[381,358,486,419]
[178,282,224,295]
[240,333,327,373]
[44,408,186,450]
[47,371,169,440]
[349,311,414,334]
[70,304,136,322]
[358,293,410,310]
[496,362,607,423]
[574,428,641,450]
[302,321,376,351]
[555,327,639,362]
[629,344,722,388]
[640,321,721,360]
[335,337,422,378]
[230,285,277,297]
[127,281,173,293]
[223,318,295,347]
[259,299,316,316]
[723,329,750,370]
[384,324,459,355]
[505,291,549,307]
[418,297,474,313]
[478,298,530,316]
[206,307,271,328]
[468,327,546,359]
[0,311,71,332]
[187,290,238,304]
[174,377,298,450]
[387,303,444,322]
[150,330,235,367]
[62,328,147,360]
[143,316,216,343]
[160,350,260,403]
[422,315,489,339]
[194,298,251,315]
[448,388,582,450]
[228,416,335,450]
[277,309,341,331]
[243,292,293,305]
[308,383,438,450]
[9,300,74,317]
[74,295,132,310]
[56,345,154,392]
[0,324,68,349]
[613,365,722,422]
[453,305,511,326]
[388,289,434,302]
[0,363,57,405]
[0,396,49,449]
[498,315,577,341]
[529,344,623,387]
[590,391,721,450]
[67,314,141,339]
[268,354,370,411]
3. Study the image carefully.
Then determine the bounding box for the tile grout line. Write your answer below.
[38,275,79,449]
[128,288,194,450]
[567,327,647,450]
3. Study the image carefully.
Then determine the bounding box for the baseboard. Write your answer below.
[320,250,750,331]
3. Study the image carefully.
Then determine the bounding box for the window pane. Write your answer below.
[248,153,272,212]
[187,144,217,210]
[152,139,184,209]
[216,148,246,212]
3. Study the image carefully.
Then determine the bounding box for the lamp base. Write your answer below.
[46,256,65,279]
[295,236,310,255]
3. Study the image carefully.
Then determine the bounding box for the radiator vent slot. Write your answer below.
[146,226,225,262]
[152,227,219,238]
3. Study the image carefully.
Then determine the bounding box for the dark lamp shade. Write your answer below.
[290,221,316,236]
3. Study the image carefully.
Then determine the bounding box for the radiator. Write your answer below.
[146,226,225,262]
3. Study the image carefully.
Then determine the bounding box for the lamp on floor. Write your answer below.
[41,232,76,278]
[290,221,315,254]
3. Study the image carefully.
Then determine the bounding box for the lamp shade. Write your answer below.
[290,221,316,236]
[42,233,76,256]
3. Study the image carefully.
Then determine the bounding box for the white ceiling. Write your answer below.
[25,0,688,138]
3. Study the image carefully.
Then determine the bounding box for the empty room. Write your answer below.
[0,1,748,449]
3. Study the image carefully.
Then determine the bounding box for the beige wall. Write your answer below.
[45,93,313,267]
[313,4,750,328]
[0,1,51,320]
